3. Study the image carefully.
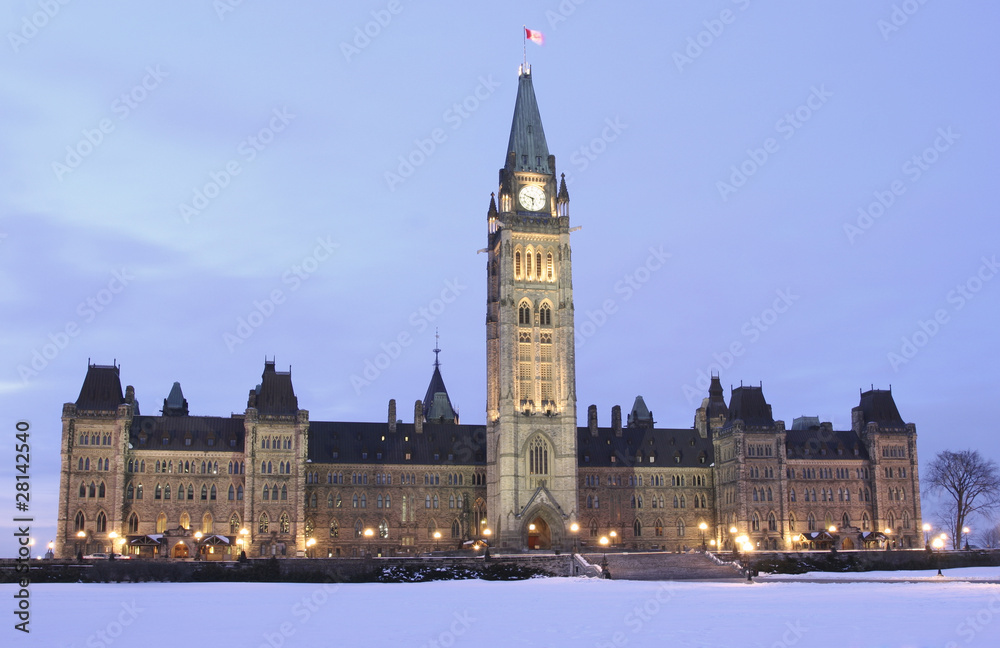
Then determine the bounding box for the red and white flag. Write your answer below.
[525,28,544,46]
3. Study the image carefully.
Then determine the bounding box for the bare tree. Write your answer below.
[978,522,1000,549]
[927,450,1000,549]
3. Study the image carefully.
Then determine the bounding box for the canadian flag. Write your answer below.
[525,28,544,46]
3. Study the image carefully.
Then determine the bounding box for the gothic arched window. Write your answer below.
[539,303,552,326]
[519,301,532,325]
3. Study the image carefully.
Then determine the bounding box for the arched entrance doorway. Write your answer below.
[172,542,190,558]
[527,516,551,550]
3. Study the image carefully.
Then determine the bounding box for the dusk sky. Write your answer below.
[2,2,998,556]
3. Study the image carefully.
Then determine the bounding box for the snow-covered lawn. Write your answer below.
[14,576,1000,648]
[758,565,1000,582]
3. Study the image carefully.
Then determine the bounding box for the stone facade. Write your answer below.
[54,65,923,559]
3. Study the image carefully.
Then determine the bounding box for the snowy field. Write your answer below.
[11,575,1000,648]
[759,566,1000,582]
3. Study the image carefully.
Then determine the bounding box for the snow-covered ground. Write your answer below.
[759,566,1000,581]
[12,577,1000,648]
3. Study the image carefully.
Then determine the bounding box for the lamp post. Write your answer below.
[922,523,932,550]
[699,522,708,552]
[609,530,617,550]
[433,531,441,552]
[483,528,492,560]
[931,537,945,576]
[193,531,203,560]
[730,526,739,558]
[76,530,86,560]
[599,536,610,579]
[108,531,118,559]
[239,527,249,561]
[570,522,579,555]
[45,541,54,560]
[962,527,971,551]
[884,528,893,551]
[306,538,316,558]
[364,528,374,558]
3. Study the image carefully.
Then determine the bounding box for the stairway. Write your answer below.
[579,551,744,580]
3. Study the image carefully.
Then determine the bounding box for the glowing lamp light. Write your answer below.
[364,528,374,538]
[698,522,708,531]
[76,531,86,538]
[729,526,738,535]
[828,526,837,533]
[922,523,932,532]
[433,531,441,540]
[599,536,609,547]
[528,524,536,532]
[884,528,893,535]
[483,529,492,536]
[570,523,579,533]
[962,527,971,534]
[931,538,944,549]
[306,538,316,547]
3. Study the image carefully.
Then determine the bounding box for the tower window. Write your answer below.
[515,251,522,279]
[539,304,552,326]
[519,301,532,325]
[546,253,554,280]
[536,253,542,279]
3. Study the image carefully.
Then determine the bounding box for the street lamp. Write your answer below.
[729,526,739,557]
[45,541,54,560]
[239,528,249,561]
[433,531,441,552]
[609,530,617,549]
[306,537,316,558]
[570,522,579,555]
[599,536,610,578]
[922,523,932,549]
[963,526,971,551]
[884,528,893,551]
[483,528,492,560]
[699,522,708,551]
[364,527,374,558]
[108,531,118,559]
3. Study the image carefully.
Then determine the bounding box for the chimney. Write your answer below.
[414,400,423,435]
[612,405,622,437]
[124,385,135,404]
[388,399,397,433]
[588,405,598,436]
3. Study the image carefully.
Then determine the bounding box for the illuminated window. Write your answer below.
[259,512,269,533]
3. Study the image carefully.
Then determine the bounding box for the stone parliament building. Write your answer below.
[55,66,923,560]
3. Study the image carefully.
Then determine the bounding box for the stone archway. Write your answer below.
[527,516,551,550]
[172,542,190,558]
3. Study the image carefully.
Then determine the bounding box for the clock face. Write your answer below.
[518,185,546,211]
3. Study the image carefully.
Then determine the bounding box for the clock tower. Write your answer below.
[486,65,578,550]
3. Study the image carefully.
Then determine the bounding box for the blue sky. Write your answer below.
[2,1,998,555]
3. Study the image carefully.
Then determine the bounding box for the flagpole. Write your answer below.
[522,25,526,70]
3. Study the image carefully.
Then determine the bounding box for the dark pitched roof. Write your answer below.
[506,67,551,174]
[627,396,653,427]
[75,364,125,411]
[306,422,486,466]
[858,389,905,428]
[163,382,188,416]
[254,361,298,416]
[791,416,820,430]
[422,365,457,423]
[706,375,729,420]
[576,426,714,468]
[725,386,774,429]
[129,415,245,452]
[785,428,870,461]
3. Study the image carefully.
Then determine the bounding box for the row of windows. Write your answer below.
[884,467,908,478]
[306,491,476,511]
[790,487,871,502]
[882,445,907,458]
[78,433,112,446]
[747,466,775,479]
[77,457,111,471]
[151,459,221,475]
[261,484,288,501]
[584,451,709,466]
[78,481,106,498]
[586,493,709,510]
[517,301,554,326]
[513,247,556,282]
[788,467,871,480]
[261,460,292,475]
[747,444,773,457]
[582,474,710,488]
[261,435,292,450]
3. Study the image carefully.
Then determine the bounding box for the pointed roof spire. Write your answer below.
[163,381,189,416]
[433,328,441,369]
[422,339,458,424]
[488,192,498,217]
[557,173,569,201]
[506,66,551,174]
